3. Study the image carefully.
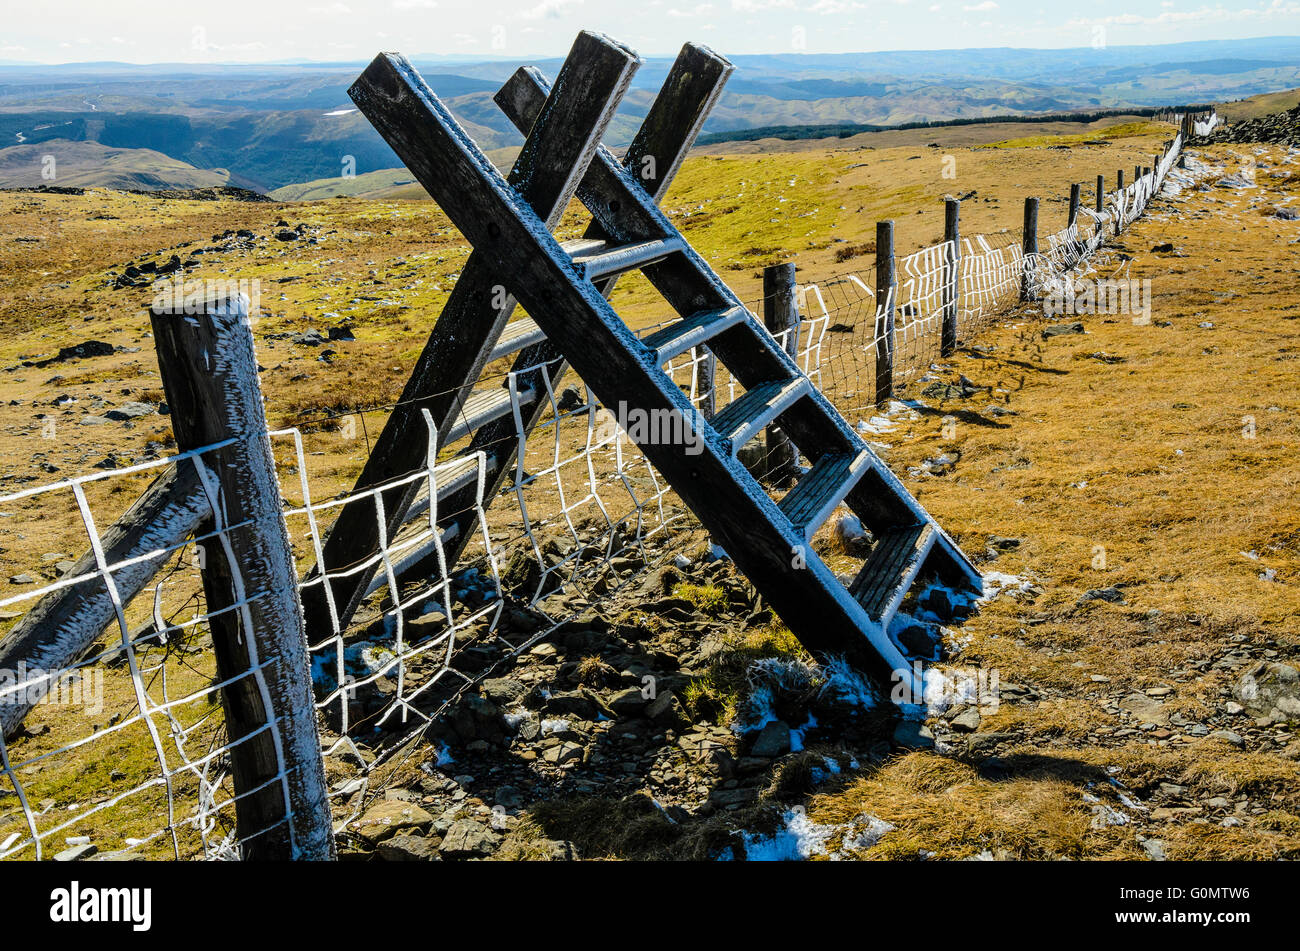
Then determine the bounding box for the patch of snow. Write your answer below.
[729,809,894,861]
[540,718,570,735]
[434,742,454,767]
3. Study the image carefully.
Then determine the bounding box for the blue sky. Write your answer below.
[3,0,1300,62]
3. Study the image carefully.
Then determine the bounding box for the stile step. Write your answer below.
[711,377,809,455]
[403,453,487,523]
[849,522,935,623]
[489,318,546,362]
[778,449,873,540]
[566,237,684,282]
[445,386,535,444]
[640,305,749,364]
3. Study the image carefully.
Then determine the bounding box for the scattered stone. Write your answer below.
[892,719,934,749]
[542,742,584,766]
[377,833,441,861]
[609,687,648,715]
[1119,693,1170,727]
[1041,322,1085,338]
[1234,662,1300,723]
[104,402,155,421]
[353,800,433,844]
[644,691,689,730]
[53,842,98,861]
[481,677,526,706]
[1141,838,1167,861]
[1078,586,1125,605]
[1206,729,1245,748]
[438,818,500,859]
[750,720,792,758]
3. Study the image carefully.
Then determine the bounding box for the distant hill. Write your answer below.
[1217,85,1300,123]
[271,146,521,201]
[0,37,1297,192]
[0,139,259,191]
[270,167,420,201]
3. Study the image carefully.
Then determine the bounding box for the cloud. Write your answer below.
[308,2,352,14]
[730,0,795,10]
[962,1,997,10]
[809,0,868,12]
[1068,2,1300,28]
[393,0,436,7]
[518,0,584,19]
[667,2,714,16]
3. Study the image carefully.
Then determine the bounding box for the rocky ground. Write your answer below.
[323,538,946,861]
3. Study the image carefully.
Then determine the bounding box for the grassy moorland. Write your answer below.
[1,112,1297,860]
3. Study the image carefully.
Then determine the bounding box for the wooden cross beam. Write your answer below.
[301,38,732,638]
[391,44,734,588]
[299,31,641,639]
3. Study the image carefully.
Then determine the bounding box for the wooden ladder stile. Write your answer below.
[342,35,984,694]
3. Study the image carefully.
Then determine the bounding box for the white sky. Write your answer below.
[3,0,1300,62]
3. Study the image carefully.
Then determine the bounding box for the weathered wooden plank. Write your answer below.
[152,291,333,860]
[300,31,640,641]
[0,464,208,740]
[777,449,871,540]
[850,523,931,619]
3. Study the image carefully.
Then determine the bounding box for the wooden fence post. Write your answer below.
[1068,182,1081,227]
[1020,197,1038,302]
[874,219,896,406]
[1115,169,1125,235]
[941,197,960,357]
[761,262,800,486]
[150,289,334,861]
[1095,174,1104,213]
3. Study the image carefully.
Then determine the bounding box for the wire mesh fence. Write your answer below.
[0,124,1191,861]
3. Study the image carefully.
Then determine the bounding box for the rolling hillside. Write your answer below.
[0,139,256,190]
[0,37,1296,193]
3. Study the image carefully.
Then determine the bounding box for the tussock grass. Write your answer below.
[808,753,1091,859]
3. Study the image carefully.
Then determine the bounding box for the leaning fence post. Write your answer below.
[149,289,334,861]
[874,220,896,406]
[1095,174,1104,214]
[1068,182,1081,227]
[1020,197,1039,303]
[761,262,800,486]
[941,197,960,357]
